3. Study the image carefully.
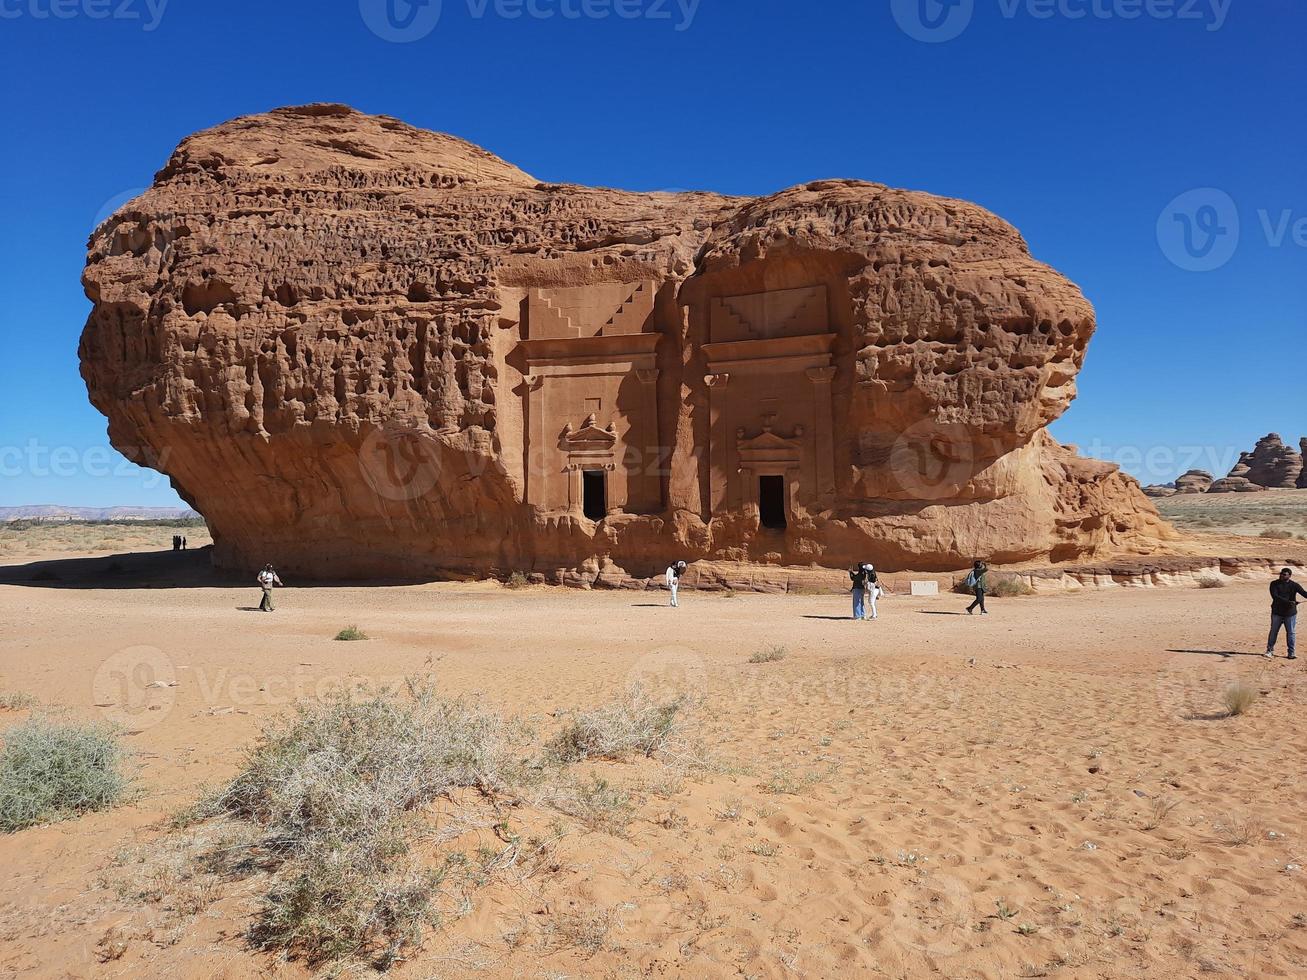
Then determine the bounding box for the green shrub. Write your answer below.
[0,718,129,832]
[334,625,369,641]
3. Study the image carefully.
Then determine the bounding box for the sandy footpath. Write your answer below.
[1,553,1306,978]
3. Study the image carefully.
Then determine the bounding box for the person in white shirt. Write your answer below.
[863,563,881,620]
[665,560,686,607]
[257,564,284,612]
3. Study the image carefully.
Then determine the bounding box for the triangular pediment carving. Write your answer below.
[561,414,617,452]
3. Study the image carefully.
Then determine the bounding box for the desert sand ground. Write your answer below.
[2,541,1307,980]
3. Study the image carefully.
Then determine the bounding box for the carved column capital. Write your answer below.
[705,372,730,388]
[636,368,659,385]
[805,366,836,384]
[524,374,545,390]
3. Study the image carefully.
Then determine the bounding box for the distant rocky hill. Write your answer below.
[0,505,201,522]
[1145,433,1307,497]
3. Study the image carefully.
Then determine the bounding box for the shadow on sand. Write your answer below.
[0,548,447,591]
[1165,648,1265,660]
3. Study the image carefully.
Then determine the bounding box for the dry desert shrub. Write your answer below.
[0,692,35,711]
[1260,528,1294,539]
[1214,813,1261,847]
[547,684,686,763]
[1142,796,1181,831]
[333,625,369,641]
[504,571,530,589]
[748,645,787,664]
[204,682,531,969]
[1223,681,1258,717]
[1195,574,1226,589]
[0,718,130,832]
[546,774,635,835]
[952,573,1032,597]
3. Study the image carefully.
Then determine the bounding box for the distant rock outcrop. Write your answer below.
[1209,476,1267,494]
[1142,484,1177,498]
[1175,470,1214,494]
[1211,434,1303,492]
[1300,439,1307,489]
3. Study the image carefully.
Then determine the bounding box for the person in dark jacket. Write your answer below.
[965,560,988,615]
[1266,567,1307,659]
[850,564,868,620]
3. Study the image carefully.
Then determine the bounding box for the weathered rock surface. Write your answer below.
[1300,439,1307,489]
[1174,469,1213,494]
[1143,484,1178,498]
[80,105,1174,580]
[1208,477,1267,494]
[1214,434,1303,491]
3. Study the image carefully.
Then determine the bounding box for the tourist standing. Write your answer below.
[850,564,867,620]
[665,560,686,607]
[257,564,284,613]
[864,563,881,620]
[1266,567,1307,659]
[965,560,988,615]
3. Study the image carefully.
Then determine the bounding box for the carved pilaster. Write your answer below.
[806,365,837,505]
[524,374,546,506]
[635,368,660,512]
[705,373,731,514]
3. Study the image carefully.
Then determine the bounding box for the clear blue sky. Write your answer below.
[1,0,1302,506]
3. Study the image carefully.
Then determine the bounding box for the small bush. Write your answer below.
[1261,528,1293,539]
[207,683,529,968]
[952,573,1031,597]
[0,692,35,711]
[1196,574,1226,589]
[1223,682,1257,717]
[334,625,369,642]
[748,645,787,664]
[988,575,1033,598]
[548,685,685,763]
[504,571,530,589]
[0,718,129,832]
[548,775,634,835]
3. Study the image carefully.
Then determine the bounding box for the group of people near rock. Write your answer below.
[171,534,188,551]
[249,555,1303,661]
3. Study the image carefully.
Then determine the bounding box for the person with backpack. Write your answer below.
[257,564,284,612]
[864,563,881,620]
[665,560,686,607]
[965,560,988,615]
[850,564,868,620]
[1266,567,1307,659]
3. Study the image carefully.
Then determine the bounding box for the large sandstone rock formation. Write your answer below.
[80,105,1173,580]
[1210,434,1304,492]
[1300,439,1307,489]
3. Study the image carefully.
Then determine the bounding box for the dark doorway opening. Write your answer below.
[582,470,607,521]
[758,475,787,530]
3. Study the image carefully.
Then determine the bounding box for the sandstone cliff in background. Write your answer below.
[79,105,1172,580]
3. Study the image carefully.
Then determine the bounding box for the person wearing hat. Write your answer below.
[665,560,686,608]
[257,563,284,613]
[849,563,868,620]
[864,563,881,620]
